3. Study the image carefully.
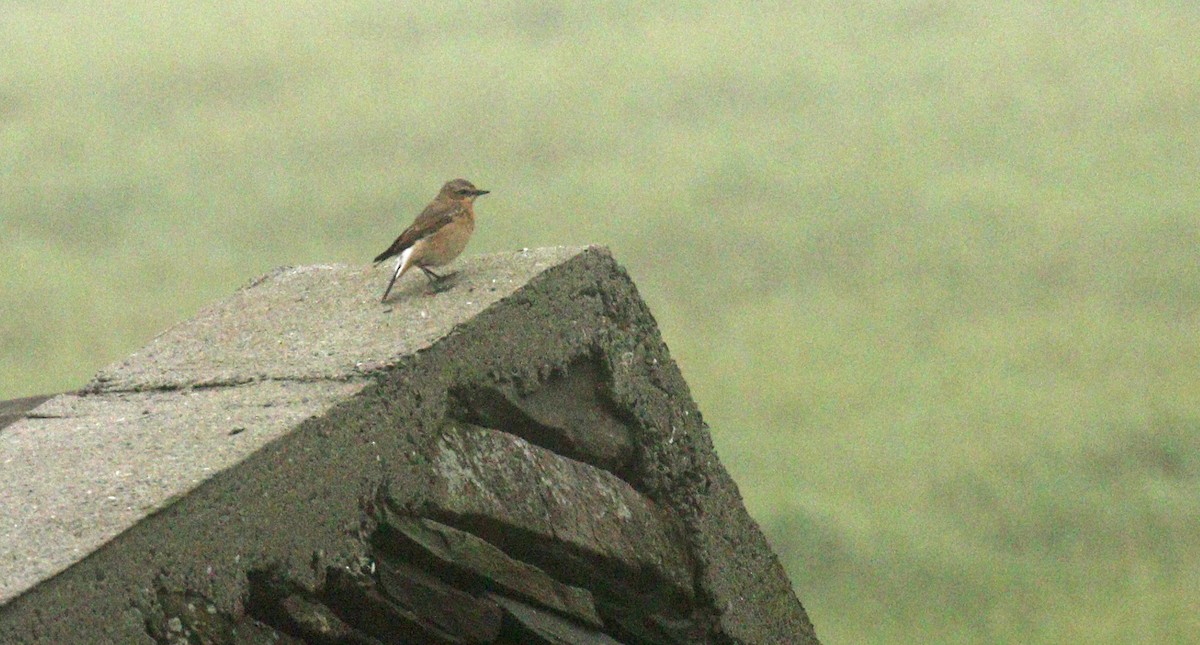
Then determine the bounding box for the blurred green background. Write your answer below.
[3,2,1198,642]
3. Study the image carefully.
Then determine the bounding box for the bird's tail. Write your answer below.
[374,238,411,264]
[380,247,414,302]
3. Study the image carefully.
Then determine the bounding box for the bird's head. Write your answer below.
[440,178,490,202]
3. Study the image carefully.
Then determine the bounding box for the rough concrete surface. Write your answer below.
[0,246,819,644]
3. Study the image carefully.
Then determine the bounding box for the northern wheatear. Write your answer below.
[373,178,489,302]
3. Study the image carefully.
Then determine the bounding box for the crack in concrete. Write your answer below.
[82,372,373,397]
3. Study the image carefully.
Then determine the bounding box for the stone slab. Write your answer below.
[375,513,602,628]
[489,593,626,645]
[424,422,694,602]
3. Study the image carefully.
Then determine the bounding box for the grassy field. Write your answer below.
[3,2,1199,642]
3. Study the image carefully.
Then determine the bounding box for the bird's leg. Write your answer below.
[419,266,443,282]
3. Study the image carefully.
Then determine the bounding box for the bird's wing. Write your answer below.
[372,201,464,263]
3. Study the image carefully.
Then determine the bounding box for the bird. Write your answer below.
[373,178,489,302]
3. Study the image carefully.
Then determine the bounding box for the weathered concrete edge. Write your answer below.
[0,245,818,644]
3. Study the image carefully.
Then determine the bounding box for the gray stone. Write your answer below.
[278,594,355,641]
[375,514,602,628]
[0,246,818,644]
[323,566,463,644]
[488,593,625,645]
[373,556,502,642]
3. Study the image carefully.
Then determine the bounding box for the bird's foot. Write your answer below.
[421,272,457,294]
[428,279,456,294]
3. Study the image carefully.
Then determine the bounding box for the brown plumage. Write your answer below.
[374,178,489,302]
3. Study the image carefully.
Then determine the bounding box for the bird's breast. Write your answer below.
[415,211,474,266]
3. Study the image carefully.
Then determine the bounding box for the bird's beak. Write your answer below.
[472,189,490,196]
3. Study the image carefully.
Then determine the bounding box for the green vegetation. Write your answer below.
[3,2,1197,642]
